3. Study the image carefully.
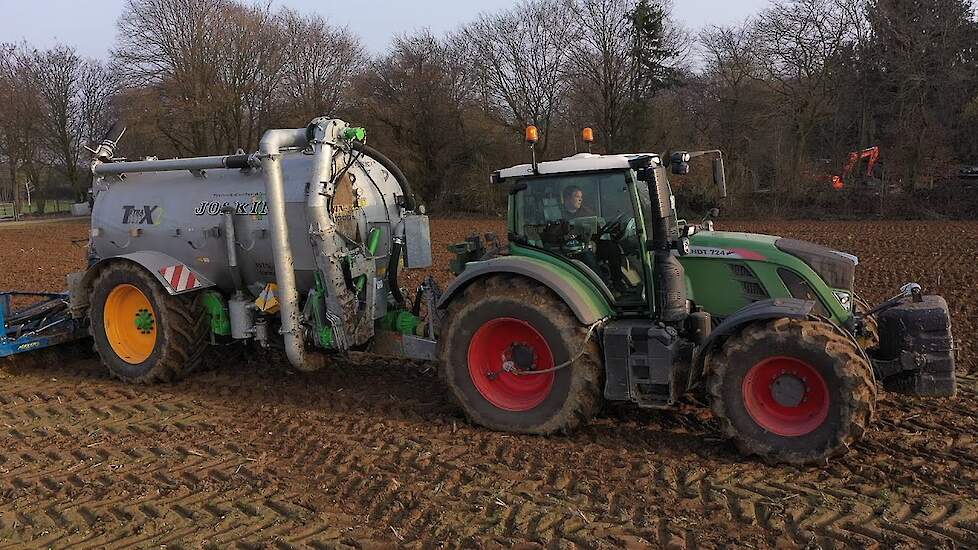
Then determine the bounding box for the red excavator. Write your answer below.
[831,146,881,190]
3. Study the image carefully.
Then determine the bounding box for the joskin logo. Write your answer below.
[122,205,163,224]
[194,200,268,216]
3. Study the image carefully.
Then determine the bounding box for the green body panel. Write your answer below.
[380,309,422,335]
[201,291,231,337]
[681,231,852,325]
[312,272,333,348]
[503,244,615,320]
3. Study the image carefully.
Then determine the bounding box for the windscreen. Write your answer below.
[512,171,645,303]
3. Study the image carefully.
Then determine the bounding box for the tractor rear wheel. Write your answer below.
[89,262,210,383]
[439,276,603,434]
[707,317,877,465]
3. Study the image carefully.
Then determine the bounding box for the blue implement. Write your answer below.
[0,292,86,358]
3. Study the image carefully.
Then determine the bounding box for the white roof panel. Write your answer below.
[496,152,662,180]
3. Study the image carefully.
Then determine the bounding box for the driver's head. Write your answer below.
[562,185,584,213]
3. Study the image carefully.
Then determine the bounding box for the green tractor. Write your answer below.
[436,142,955,465]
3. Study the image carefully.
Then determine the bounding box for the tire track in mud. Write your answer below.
[5,352,974,548]
[3,217,978,547]
[0,358,377,548]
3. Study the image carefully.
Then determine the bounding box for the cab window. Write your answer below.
[513,171,645,303]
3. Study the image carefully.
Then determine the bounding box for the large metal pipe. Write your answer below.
[257,127,329,372]
[221,209,244,292]
[93,154,251,176]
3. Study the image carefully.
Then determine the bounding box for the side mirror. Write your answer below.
[712,157,727,198]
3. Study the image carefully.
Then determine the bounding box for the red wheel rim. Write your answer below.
[742,356,829,437]
[467,318,555,412]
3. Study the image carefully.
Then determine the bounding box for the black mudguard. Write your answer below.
[691,298,816,381]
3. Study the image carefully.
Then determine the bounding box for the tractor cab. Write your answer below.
[498,154,656,306]
[493,149,726,318]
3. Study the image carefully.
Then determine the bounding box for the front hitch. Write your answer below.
[863,282,923,317]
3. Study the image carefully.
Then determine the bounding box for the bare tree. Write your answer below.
[568,0,685,153]
[866,0,977,189]
[209,3,285,151]
[359,30,485,207]
[77,60,116,155]
[464,0,577,153]
[567,0,634,153]
[748,0,859,189]
[27,46,114,201]
[278,10,365,125]
[0,45,45,212]
[115,0,283,154]
[700,24,774,193]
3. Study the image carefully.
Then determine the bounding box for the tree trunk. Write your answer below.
[8,161,19,221]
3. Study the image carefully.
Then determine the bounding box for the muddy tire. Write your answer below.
[706,317,877,465]
[89,262,210,383]
[854,294,880,349]
[439,275,603,434]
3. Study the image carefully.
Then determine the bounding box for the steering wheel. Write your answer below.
[596,213,626,241]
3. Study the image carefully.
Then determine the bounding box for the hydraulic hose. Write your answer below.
[92,121,127,163]
[103,121,126,146]
[351,142,417,211]
[387,238,405,306]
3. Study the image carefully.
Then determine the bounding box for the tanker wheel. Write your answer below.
[706,317,877,465]
[854,294,879,350]
[89,262,210,383]
[439,276,603,435]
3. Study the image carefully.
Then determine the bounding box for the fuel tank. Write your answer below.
[90,149,404,295]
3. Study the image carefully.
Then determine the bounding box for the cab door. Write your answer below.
[508,170,650,311]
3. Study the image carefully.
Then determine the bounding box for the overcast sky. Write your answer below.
[2,0,770,60]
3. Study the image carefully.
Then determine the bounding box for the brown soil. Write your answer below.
[1,218,977,548]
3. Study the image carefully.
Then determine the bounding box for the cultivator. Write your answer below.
[0,291,85,358]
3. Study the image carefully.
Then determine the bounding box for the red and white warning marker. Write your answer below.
[159,264,202,293]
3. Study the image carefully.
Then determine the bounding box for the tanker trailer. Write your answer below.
[67,117,435,382]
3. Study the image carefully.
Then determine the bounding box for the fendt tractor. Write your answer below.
[0,119,955,465]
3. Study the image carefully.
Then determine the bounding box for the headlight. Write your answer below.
[833,290,852,312]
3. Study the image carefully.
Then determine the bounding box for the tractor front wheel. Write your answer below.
[439,276,603,434]
[89,262,210,383]
[707,317,877,465]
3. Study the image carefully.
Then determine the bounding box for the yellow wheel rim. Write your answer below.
[104,284,157,364]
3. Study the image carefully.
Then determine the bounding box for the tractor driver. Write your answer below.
[562,185,595,219]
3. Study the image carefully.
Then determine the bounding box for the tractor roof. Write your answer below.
[494,153,662,181]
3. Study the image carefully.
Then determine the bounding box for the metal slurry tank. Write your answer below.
[83,118,432,372]
[91,150,404,298]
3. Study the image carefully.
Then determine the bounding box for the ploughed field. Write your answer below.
[1,217,977,548]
